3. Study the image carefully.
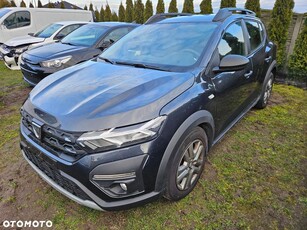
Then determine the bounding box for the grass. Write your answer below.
[0,61,306,229]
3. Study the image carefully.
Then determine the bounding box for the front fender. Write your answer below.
[154,110,214,192]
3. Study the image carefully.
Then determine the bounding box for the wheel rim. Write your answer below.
[176,139,204,191]
[263,77,273,105]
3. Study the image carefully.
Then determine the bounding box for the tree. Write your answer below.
[268,0,294,67]
[100,5,105,21]
[200,0,212,14]
[168,0,178,13]
[29,2,34,8]
[220,0,236,8]
[245,0,261,17]
[144,0,153,22]
[0,0,10,8]
[20,0,26,7]
[89,2,94,11]
[156,0,165,14]
[37,0,42,8]
[60,0,65,9]
[112,11,118,21]
[288,19,307,80]
[104,4,112,21]
[182,0,194,13]
[134,0,144,23]
[48,1,55,8]
[10,0,16,7]
[118,2,125,22]
[94,8,100,21]
[125,0,133,22]
[84,4,88,10]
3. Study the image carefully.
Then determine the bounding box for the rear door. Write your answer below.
[243,19,267,101]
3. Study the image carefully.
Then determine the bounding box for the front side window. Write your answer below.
[100,22,217,70]
[218,21,246,58]
[3,11,30,29]
[61,25,108,47]
[34,23,63,38]
[245,20,262,52]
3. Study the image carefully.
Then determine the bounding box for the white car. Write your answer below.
[0,21,87,70]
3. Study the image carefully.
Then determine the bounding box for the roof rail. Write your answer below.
[145,13,192,24]
[213,8,256,22]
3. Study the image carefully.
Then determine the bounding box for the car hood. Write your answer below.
[24,61,195,132]
[5,35,45,47]
[23,42,88,61]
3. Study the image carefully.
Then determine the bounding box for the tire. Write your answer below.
[255,72,274,109]
[164,126,208,201]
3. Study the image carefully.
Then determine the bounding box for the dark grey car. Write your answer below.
[20,22,139,85]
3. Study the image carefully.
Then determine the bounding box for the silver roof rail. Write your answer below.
[213,8,256,22]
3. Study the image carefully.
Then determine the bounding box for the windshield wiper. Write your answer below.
[116,61,170,72]
[98,56,115,64]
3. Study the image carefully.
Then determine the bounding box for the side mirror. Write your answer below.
[54,34,65,40]
[213,55,249,73]
[28,32,34,36]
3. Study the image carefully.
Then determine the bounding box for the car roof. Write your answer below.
[52,21,89,26]
[91,22,139,27]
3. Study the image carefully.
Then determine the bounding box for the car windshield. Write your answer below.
[100,22,217,71]
[0,8,11,19]
[61,25,108,47]
[34,23,63,38]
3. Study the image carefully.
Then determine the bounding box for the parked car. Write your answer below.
[0,7,93,45]
[20,22,139,85]
[20,8,276,211]
[0,21,87,70]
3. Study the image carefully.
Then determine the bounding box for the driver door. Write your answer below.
[211,20,254,135]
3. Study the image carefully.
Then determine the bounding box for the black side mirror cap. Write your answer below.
[213,54,249,73]
[28,33,34,36]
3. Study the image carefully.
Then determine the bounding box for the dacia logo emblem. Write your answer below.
[31,121,42,139]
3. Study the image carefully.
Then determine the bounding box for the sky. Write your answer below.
[18,0,307,13]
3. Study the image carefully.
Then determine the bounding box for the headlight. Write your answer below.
[40,56,72,68]
[15,46,29,54]
[77,116,166,152]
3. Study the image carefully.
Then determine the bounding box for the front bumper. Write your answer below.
[20,123,161,210]
[20,61,52,86]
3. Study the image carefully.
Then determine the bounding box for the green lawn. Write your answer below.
[0,61,306,229]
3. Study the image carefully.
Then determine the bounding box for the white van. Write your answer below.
[0,7,93,44]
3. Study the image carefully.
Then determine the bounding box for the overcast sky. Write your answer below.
[20,0,307,13]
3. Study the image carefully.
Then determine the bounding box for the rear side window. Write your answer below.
[55,24,83,39]
[245,20,262,52]
[3,11,30,29]
[103,27,133,43]
[218,21,246,58]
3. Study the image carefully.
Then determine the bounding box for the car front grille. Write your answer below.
[24,148,91,201]
[21,110,86,160]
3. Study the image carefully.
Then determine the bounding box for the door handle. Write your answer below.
[244,70,253,78]
[265,56,272,63]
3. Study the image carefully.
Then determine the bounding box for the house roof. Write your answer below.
[42,1,82,10]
